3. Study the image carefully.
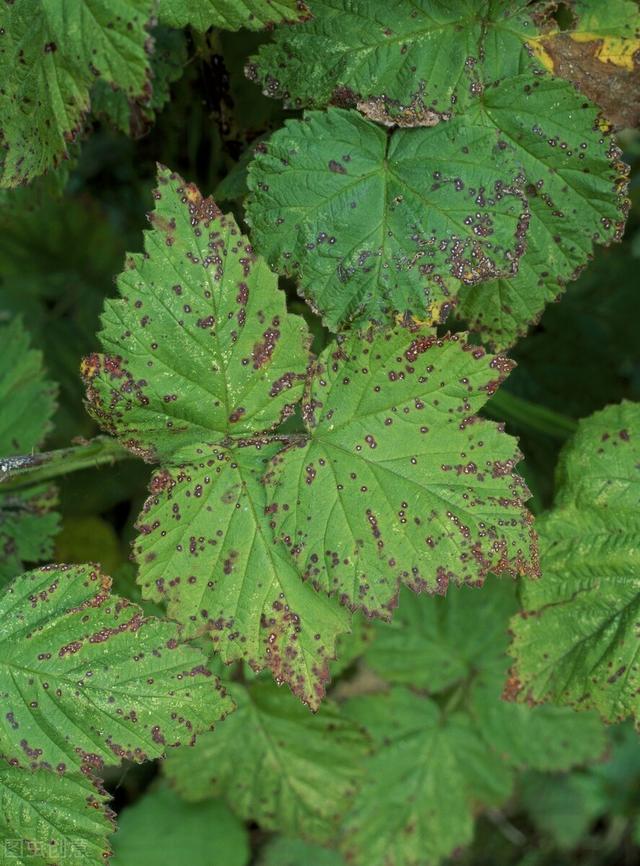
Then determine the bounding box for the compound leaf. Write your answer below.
[0,762,113,866]
[164,677,367,842]
[0,0,154,187]
[159,0,310,31]
[0,563,232,772]
[267,328,538,616]
[83,166,351,707]
[0,319,58,583]
[247,107,529,329]
[508,401,640,727]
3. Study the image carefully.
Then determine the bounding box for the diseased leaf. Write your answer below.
[158,0,311,32]
[508,401,640,727]
[267,328,538,616]
[0,0,154,187]
[164,677,367,842]
[83,166,351,707]
[246,107,529,330]
[457,76,628,348]
[246,0,539,121]
[527,0,640,128]
[343,579,606,866]
[0,563,232,772]
[0,319,59,583]
[0,761,114,866]
[111,784,249,866]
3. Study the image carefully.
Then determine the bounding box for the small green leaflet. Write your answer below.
[341,580,605,866]
[164,677,367,842]
[111,785,249,866]
[246,107,529,330]
[0,0,153,187]
[158,0,310,31]
[83,166,350,708]
[0,762,113,866]
[246,0,538,120]
[509,402,640,727]
[0,563,232,771]
[0,319,58,583]
[259,837,346,866]
[267,328,538,615]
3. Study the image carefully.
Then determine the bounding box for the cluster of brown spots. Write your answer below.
[252,321,281,369]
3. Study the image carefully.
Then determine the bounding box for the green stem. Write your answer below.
[0,436,132,492]
[484,390,578,441]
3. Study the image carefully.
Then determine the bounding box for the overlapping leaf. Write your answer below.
[246,0,539,120]
[341,580,605,866]
[0,0,154,187]
[509,402,640,727]
[0,762,113,866]
[0,320,58,583]
[0,563,232,771]
[159,0,310,31]
[83,166,351,707]
[267,328,538,616]
[164,677,367,842]
[246,107,529,330]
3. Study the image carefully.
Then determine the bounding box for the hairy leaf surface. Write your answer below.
[0,563,232,771]
[0,0,153,186]
[247,108,529,329]
[164,677,367,842]
[0,320,58,582]
[0,762,113,866]
[159,0,310,31]
[509,402,640,726]
[267,329,538,616]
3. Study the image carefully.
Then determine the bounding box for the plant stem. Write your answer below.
[484,390,578,441]
[0,436,132,492]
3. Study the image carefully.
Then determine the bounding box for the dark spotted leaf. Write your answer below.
[509,402,640,727]
[341,579,605,866]
[158,0,310,31]
[0,319,59,583]
[457,76,628,348]
[83,166,351,707]
[111,784,249,866]
[246,108,529,330]
[267,328,538,616]
[246,0,539,121]
[0,761,114,866]
[0,0,154,187]
[164,677,367,842]
[0,563,232,772]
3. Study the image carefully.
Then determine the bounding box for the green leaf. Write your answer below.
[457,75,628,348]
[158,0,311,32]
[83,166,351,707]
[246,0,538,120]
[509,401,640,727]
[259,837,346,866]
[341,579,605,866]
[267,328,538,616]
[246,107,529,329]
[0,0,154,187]
[0,563,232,772]
[0,319,58,583]
[0,761,113,866]
[111,784,249,866]
[341,687,514,866]
[164,677,367,842]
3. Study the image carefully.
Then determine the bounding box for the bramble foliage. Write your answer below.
[0,0,639,864]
